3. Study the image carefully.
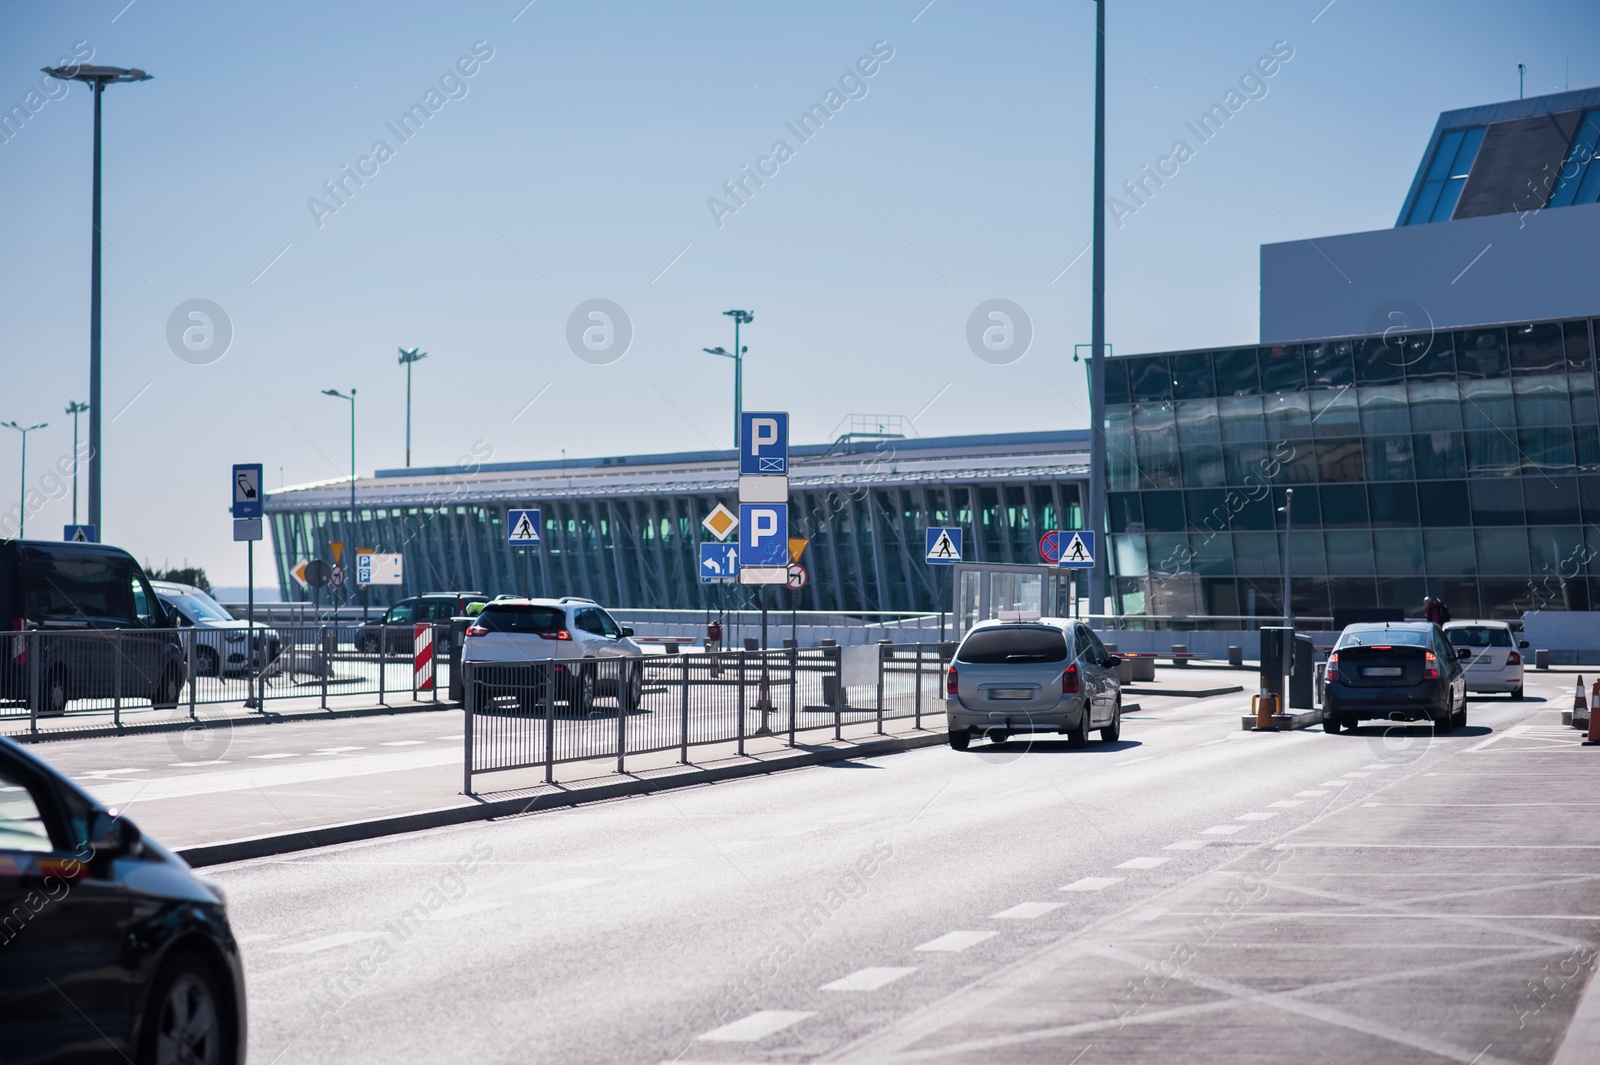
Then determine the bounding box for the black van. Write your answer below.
[0,540,188,716]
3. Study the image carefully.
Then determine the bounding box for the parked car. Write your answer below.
[355,592,488,654]
[944,617,1122,750]
[1322,621,1469,733]
[462,597,642,711]
[1443,620,1527,698]
[0,539,188,716]
[0,734,246,1063]
[153,580,281,677]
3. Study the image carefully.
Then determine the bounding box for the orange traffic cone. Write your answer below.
[1588,693,1600,746]
[1574,677,1588,729]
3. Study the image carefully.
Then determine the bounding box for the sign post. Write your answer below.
[925,528,963,642]
[232,463,264,709]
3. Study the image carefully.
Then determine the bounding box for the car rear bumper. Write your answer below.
[1323,680,1449,721]
[946,695,1088,734]
[1463,668,1522,692]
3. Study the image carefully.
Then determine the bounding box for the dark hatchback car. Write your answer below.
[355,591,488,653]
[1322,622,1469,733]
[0,736,245,1064]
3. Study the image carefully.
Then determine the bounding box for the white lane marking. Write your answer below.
[1268,800,1305,808]
[1237,812,1277,821]
[381,740,426,746]
[696,1010,816,1042]
[1295,790,1328,797]
[1362,802,1381,808]
[77,769,149,779]
[268,931,382,954]
[1342,771,1371,778]
[313,747,366,755]
[1198,738,1229,747]
[1163,840,1209,850]
[992,902,1063,919]
[1361,764,1397,770]
[236,932,277,944]
[524,877,608,894]
[1061,877,1123,891]
[431,899,505,920]
[85,745,467,806]
[1203,825,1246,835]
[248,753,296,760]
[622,858,689,871]
[1129,908,1166,923]
[1112,756,1155,768]
[170,760,230,767]
[821,967,917,991]
[1116,856,1170,870]
[437,735,466,741]
[1465,725,1527,753]
[1318,780,1353,787]
[915,930,998,952]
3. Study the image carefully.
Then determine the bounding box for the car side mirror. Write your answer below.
[1104,654,1121,667]
[1456,647,1471,659]
[88,810,144,859]
[620,627,635,638]
[1519,640,1529,649]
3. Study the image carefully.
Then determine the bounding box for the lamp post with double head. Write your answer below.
[702,309,753,448]
[3,421,48,539]
[64,400,88,526]
[398,348,426,467]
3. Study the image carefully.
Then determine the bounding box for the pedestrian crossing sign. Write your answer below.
[925,527,962,565]
[1058,530,1095,568]
[508,508,541,545]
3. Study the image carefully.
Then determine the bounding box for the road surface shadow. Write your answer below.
[977,738,1145,754]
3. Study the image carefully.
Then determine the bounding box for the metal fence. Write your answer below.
[0,622,453,737]
[462,643,954,792]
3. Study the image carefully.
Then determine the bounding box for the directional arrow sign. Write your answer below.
[699,542,739,583]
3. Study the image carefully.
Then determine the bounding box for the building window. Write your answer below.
[1549,109,1600,209]
[1405,126,1486,224]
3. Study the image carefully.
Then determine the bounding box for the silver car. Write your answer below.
[945,618,1123,750]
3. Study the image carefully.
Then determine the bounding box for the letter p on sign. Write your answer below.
[739,503,788,567]
[750,417,779,453]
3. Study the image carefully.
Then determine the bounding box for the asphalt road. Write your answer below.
[197,672,1600,1064]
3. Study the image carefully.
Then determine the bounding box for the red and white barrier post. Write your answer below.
[414,622,435,694]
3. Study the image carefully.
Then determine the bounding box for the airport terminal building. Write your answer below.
[266,86,1600,619]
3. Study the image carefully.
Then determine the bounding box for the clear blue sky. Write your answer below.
[2,0,1596,586]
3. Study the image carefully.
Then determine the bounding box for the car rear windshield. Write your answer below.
[1447,626,1513,648]
[474,605,565,633]
[1336,629,1432,649]
[957,626,1069,664]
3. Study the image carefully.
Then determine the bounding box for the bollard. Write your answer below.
[1536,648,1550,670]
[1171,643,1189,667]
[1228,645,1244,668]
[1252,692,1278,731]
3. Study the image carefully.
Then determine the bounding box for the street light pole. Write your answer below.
[1279,488,1294,627]
[3,421,48,539]
[398,348,427,467]
[724,309,753,447]
[41,64,151,540]
[1086,0,1109,622]
[321,386,358,543]
[65,400,88,525]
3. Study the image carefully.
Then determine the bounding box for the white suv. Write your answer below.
[462,597,643,710]
[1443,620,1527,698]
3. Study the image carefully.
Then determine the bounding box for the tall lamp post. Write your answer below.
[64,400,88,526]
[322,388,360,618]
[701,309,752,448]
[398,347,426,467]
[1086,1,1109,621]
[1278,488,1294,627]
[3,421,48,539]
[41,64,151,541]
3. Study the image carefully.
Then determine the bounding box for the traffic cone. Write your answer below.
[1572,677,1587,729]
[1587,692,1600,746]
[1252,691,1278,731]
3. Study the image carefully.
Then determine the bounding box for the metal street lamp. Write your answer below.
[1086,1,1109,620]
[1278,488,1294,627]
[3,421,48,539]
[64,400,88,526]
[321,389,357,523]
[703,309,752,448]
[41,63,151,540]
[398,347,427,467]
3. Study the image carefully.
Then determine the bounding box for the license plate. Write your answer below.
[989,688,1034,700]
[1363,667,1403,677]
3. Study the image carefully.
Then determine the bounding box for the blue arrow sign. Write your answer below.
[699,542,739,583]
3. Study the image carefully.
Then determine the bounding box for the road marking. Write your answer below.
[268,931,382,954]
[525,877,608,894]
[1198,738,1229,747]
[1361,763,1397,770]
[1268,800,1305,808]
[1342,771,1371,777]
[915,930,998,952]
[78,768,149,778]
[381,740,426,746]
[1203,825,1246,835]
[236,932,277,944]
[1061,877,1123,891]
[1116,856,1170,870]
[1465,726,1527,753]
[1129,908,1166,922]
[248,753,296,760]
[1163,840,1209,850]
[170,760,230,767]
[1236,812,1277,821]
[437,735,466,741]
[313,747,366,755]
[696,1010,816,1042]
[992,902,1063,919]
[1318,780,1353,787]
[431,899,505,920]
[1361,802,1381,807]
[1294,790,1328,797]
[1112,756,1155,768]
[821,967,917,992]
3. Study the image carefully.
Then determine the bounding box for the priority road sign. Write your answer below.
[1058,531,1096,568]
[699,542,739,583]
[1038,530,1062,564]
[702,503,738,541]
[233,463,263,519]
[63,524,95,543]
[738,503,788,568]
[926,527,961,564]
[740,411,789,476]
[508,509,541,545]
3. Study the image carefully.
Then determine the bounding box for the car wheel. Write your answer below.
[1324,714,1342,734]
[568,666,596,713]
[43,665,70,717]
[1453,695,1468,729]
[152,665,184,709]
[194,645,220,678]
[140,949,232,1065]
[1067,704,1090,747]
[624,665,643,712]
[1100,700,1121,743]
[1434,705,1454,733]
[1510,686,1524,700]
[948,729,971,751]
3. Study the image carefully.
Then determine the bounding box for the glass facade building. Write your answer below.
[1105,317,1600,620]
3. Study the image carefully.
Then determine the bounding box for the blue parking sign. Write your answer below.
[739,411,788,476]
[738,503,788,567]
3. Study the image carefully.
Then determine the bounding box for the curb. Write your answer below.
[7,700,458,745]
[177,730,949,868]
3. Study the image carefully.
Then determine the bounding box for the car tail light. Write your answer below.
[466,625,488,637]
[946,665,958,695]
[538,629,573,641]
[1325,652,1339,684]
[1062,662,1080,694]
[1507,650,1522,666]
[1424,651,1439,680]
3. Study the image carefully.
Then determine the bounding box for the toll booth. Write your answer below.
[951,562,1085,639]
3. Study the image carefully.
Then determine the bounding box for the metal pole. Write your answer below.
[71,405,80,525]
[544,666,555,784]
[247,539,255,708]
[113,630,122,728]
[787,644,797,747]
[680,653,690,764]
[463,665,474,795]
[1282,488,1294,627]
[1086,0,1109,617]
[405,357,413,468]
[16,428,26,539]
[88,81,104,536]
[733,318,742,449]
[616,665,626,775]
[186,628,197,720]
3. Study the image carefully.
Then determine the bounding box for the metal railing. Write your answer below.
[462,643,954,792]
[0,622,453,737]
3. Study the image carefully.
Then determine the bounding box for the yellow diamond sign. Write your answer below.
[702,503,738,542]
